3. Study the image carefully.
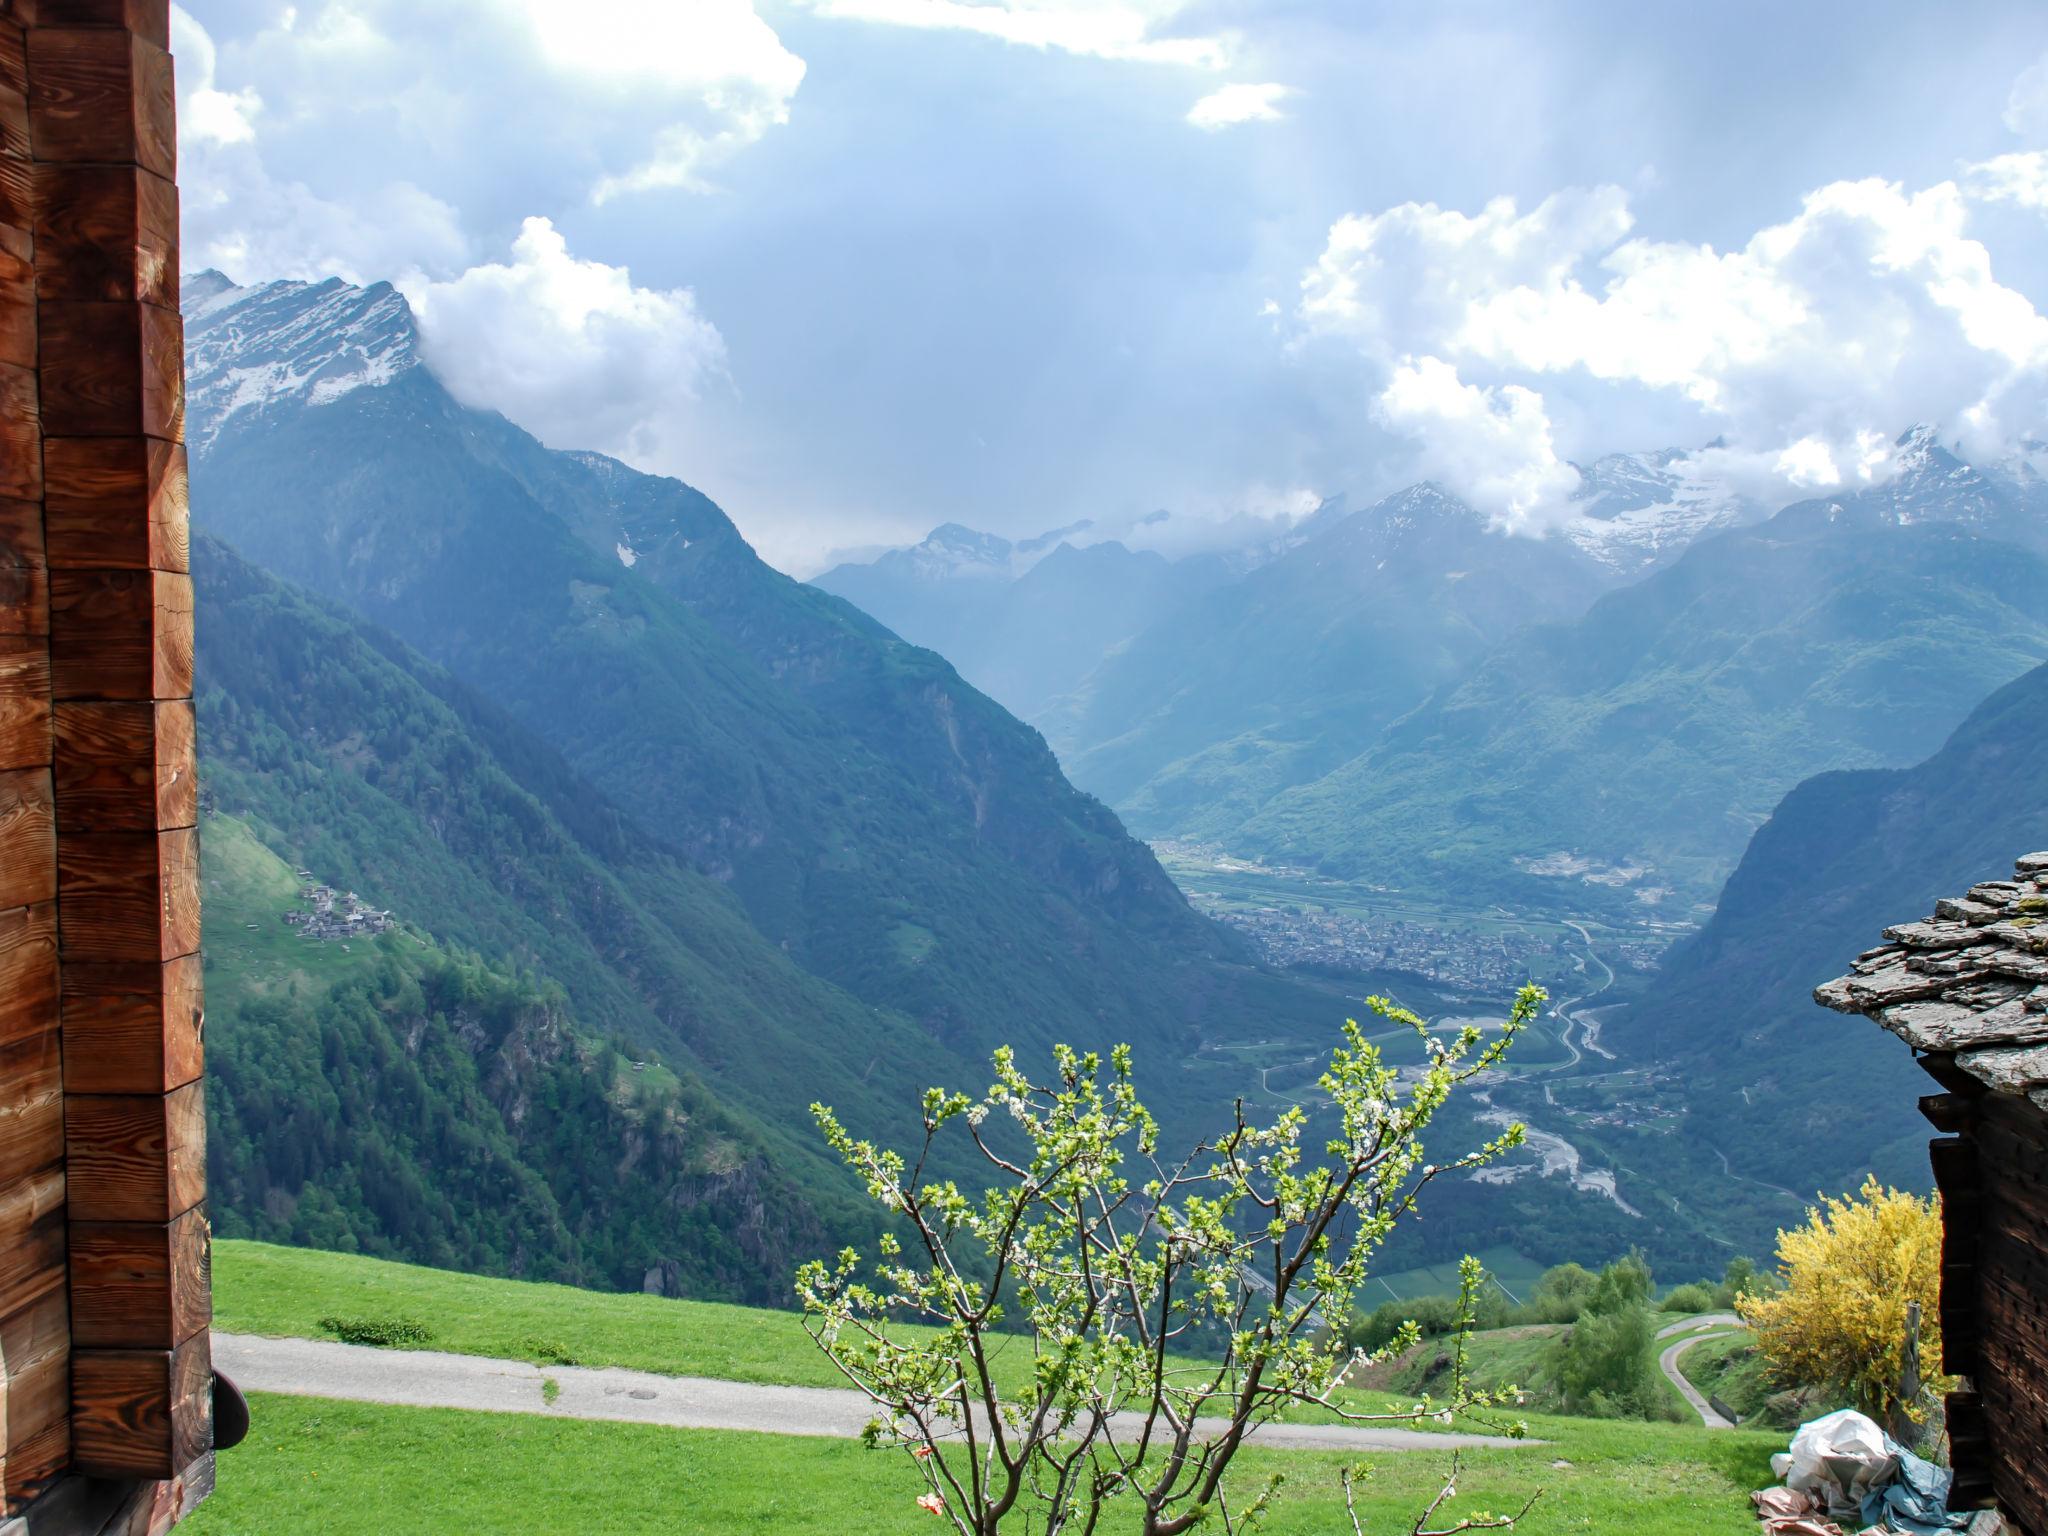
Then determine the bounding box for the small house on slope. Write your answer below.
[1817,851,2048,1536]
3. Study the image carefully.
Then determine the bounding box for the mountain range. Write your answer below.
[182,272,1342,1297]
[826,429,2046,923]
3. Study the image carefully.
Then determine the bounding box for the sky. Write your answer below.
[175,0,2048,573]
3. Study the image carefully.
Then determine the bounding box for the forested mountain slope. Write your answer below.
[183,273,1293,1091]
[1240,436,2048,913]
[1602,659,2048,1203]
[1043,484,1609,839]
[196,535,932,1300]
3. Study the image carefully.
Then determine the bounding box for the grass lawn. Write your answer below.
[206,1241,1781,1531]
[184,1392,1775,1536]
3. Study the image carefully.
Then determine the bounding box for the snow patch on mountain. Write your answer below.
[1559,448,1762,577]
[182,272,422,450]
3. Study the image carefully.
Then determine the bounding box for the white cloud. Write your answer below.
[170,5,261,145]
[1297,172,2048,527]
[797,0,1229,69]
[2007,52,2048,139]
[1374,357,1579,531]
[499,0,807,199]
[1187,82,1295,131]
[172,5,469,284]
[1963,150,2048,212]
[404,217,728,463]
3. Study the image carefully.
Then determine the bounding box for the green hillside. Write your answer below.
[1600,658,2048,1213]
[1241,479,2048,916]
[184,279,1318,1108]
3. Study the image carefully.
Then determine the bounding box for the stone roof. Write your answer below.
[1815,852,2048,1104]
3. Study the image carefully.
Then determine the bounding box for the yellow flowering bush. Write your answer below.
[1739,1175,1947,1421]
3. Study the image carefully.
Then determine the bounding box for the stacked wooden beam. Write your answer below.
[1817,851,2048,1535]
[0,0,212,1521]
[0,0,67,1511]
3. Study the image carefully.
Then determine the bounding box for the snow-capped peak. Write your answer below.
[1559,447,1761,577]
[181,272,422,452]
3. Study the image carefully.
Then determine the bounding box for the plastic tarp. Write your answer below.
[1765,1409,1970,1534]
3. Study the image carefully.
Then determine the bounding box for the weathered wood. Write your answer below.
[22,2,164,49]
[68,1206,206,1350]
[0,361,37,501]
[69,1331,207,1480]
[0,640,46,773]
[0,902,55,1049]
[31,165,172,308]
[60,1080,202,1224]
[60,951,197,1095]
[0,19,26,104]
[32,301,180,441]
[0,768,51,909]
[54,825,196,963]
[42,438,185,571]
[0,1289,69,1469]
[0,565,43,640]
[23,28,172,179]
[0,1164,62,1322]
[0,1412,67,1516]
[0,223,32,370]
[0,497,41,570]
[0,1028,59,1183]
[52,699,193,830]
[47,569,191,701]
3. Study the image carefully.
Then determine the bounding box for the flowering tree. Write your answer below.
[796,987,1547,1535]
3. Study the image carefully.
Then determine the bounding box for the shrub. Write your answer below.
[1527,1261,1597,1323]
[1660,1282,1716,1314]
[1739,1175,1947,1423]
[521,1336,580,1366]
[318,1314,432,1348]
[1552,1252,1663,1418]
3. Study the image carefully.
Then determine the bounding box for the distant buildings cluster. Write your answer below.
[1200,901,1550,991]
[285,871,396,941]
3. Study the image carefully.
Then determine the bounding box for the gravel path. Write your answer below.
[212,1333,1533,1452]
[1657,1332,1736,1429]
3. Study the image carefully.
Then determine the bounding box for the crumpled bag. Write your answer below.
[1860,1442,1962,1535]
[1751,1486,1843,1535]
[1785,1410,1899,1519]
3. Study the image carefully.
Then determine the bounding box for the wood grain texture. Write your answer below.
[55,824,197,963]
[0,767,51,909]
[0,19,24,103]
[0,1410,67,1515]
[0,495,41,568]
[69,1331,207,1480]
[0,222,32,370]
[68,1206,206,1349]
[0,900,54,1049]
[27,1,166,48]
[0,360,37,502]
[60,951,199,1094]
[0,1164,62,1322]
[1,1287,70,1449]
[0,150,25,237]
[48,568,190,700]
[23,29,172,179]
[61,1079,202,1224]
[33,301,182,442]
[42,437,186,571]
[0,638,48,772]
[52,698,192,830]
[0,1027,59,1184]
[32,164,175,309]
[0,562,41,639]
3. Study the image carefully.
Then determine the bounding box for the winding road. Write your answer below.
[210,1333,1533,1453]
[1654,1315,1741,1429]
